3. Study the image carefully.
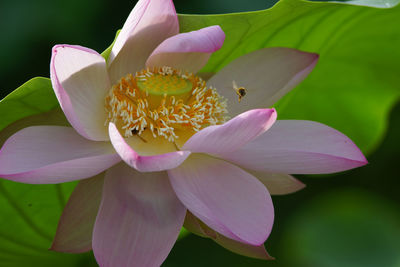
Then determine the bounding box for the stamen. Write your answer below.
[105,66,228,142]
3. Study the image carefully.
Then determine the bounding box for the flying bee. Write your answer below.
[232,80,247,103]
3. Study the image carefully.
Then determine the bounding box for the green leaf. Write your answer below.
[0,77,58,132]
[0,180,97,266]
[101,30,120,61]
[279,189,400,267]
[179,0,400,154]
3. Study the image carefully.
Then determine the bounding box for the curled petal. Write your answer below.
[168,154,274,246]
[108,123,190,172]
[51,45,110,141]
[208,47,319,117]
[146,25,225,73]
[182,109,276,155]
[223,120,367,174]
[93,163,186,267]
[0,126,120,183]
[108,0,179,83]
[50,173,104,253]
[184,212,274,260]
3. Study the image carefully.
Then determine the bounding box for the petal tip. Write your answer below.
[51,44,67,56]
[51,44,101,60]
[310,52,320,65]
[210,25,225,49]
[48,242,90,254]
[260,108,277,132]
[48,241,63,253]
[269,108,277,116]
[266,254,276,261]
[346,140,368,167]
[296,51,319,73]
[355,157,369,167]
[294,50,319,71]
[311,52,320,59]
[51,44,70,55]
[48,240,63,253]
[285,179,306,195]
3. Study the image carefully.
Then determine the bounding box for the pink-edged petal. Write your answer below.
[223,120,367,174]
[50,173,104,253]
[0,108,68,148]
[0,126,120,184]
[168,154,274,246]
[182,109,276,155]
[246,169,305,195]
[108,122,190,172]
[208,48,319,117]
[146,25,225,73]
[51,45,110,141]
[92,163,186,267]
[108,0,179,83]
[184,212,273,260]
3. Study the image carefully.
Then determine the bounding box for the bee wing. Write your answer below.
[232,80,238,90]
[222,82,237,92]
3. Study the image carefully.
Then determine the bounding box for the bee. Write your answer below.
[232,80,247,103]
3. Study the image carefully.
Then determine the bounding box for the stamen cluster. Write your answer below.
[105,66,228,142]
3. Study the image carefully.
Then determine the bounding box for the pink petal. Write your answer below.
[146,26,225,73]
[246,169,305,195]
[168,154,274,246]
[182,109,276,155]
[108,122,190,172]
[50,173,104,253]
[108,0,179,83]
[223,120,367,174]
[0,126,120,183]
[184,212,273,260]
[51,45,110,141]
[0,108,68,146]
[208,48,319,117]
[92,163,186,267]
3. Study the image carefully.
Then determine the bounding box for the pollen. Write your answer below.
[105,66,228,142]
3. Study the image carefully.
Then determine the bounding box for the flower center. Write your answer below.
[105,66,227,142]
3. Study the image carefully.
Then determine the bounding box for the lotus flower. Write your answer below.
[0,0,367,266]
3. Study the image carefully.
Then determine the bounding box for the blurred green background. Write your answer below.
[0,0,399,266]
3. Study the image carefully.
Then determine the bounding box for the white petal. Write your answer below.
[168,154,274,246]
[51,45,110,141]
[223,120,367,174]
[208,47,318,117]
[182,109,276,155]
[0,126,120,183]
[146,25,225,73]
[107,0,179,83]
